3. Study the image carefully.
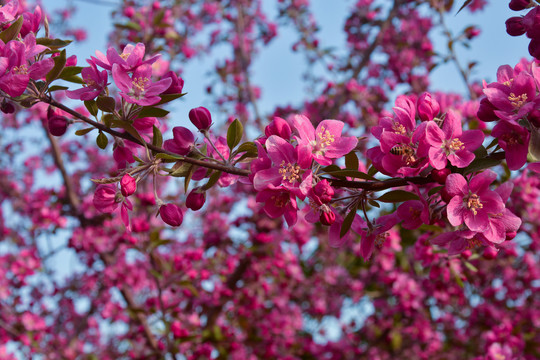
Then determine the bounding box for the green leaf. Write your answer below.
[137,106,169,118]
[227,119,243,151]
[0,16,24,43]
[345,151,359,171]
[367,165,379,177]
[202,171,222,191]
[462,156,502,175]
[96,131,108,149]
[170,162,193,177]
[368,199,380,208]
[376,190,420,203]
[48,85,69,93]
[61,75,84,84]
[464,261,478,273]
[473,145,487,159]
[96,96,116,113]
[156,92,186,105]
[324,169,377,181]
[36,37,72,49]
[75,128,95,136]
[155,153,183,161]
[101,113,115,128]
[110,120,145,144]
[428,185,444,197]
[46,49,67,84]
[486,137,499,150]
[235,141,257,156]
[184,165,197,192]
[152,125,163,148]
[59,66,83,78]
[84,99,98,117]
[340,203,358,238]
[114,21,142,31]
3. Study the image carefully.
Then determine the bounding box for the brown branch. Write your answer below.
[42,97,251,177]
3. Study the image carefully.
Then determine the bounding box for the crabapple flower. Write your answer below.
[255,185,298,227]
[397,200,428,230]
[445,171,505,232]
[112,63,172,106]
[425,110,483,170]
[189,106,212,131]
[66,61,108,101]
[93,184,119,213]
[159,203,183,227]
[253,135,313,200]
[491,120,530,170]
[92,43,159,71]
[163,126,194,155]
[265,116,292,140]
[0,0,18,23]
[120,174,136,197]
[417,92,440,121]
[162,71,184,94]
[292,115,357,165]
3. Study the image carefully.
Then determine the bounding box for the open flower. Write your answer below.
[66,60,108,101]
[92,43,159,71]
[445,171,505,232]
[425,110,483,170]
[292,115,357,165]
[112,63,172,106]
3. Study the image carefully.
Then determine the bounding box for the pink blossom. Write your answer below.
[163,126,194,155]
[120,174,136,197]
[93,184,119,213]
[66,61,108,101]
[0,0,18,23]
[112,63,172,106]
[445,171,505,232]
[292,115,357,165]
[255,186,298,227]
[425,110,483,170]
[253,135,313,200]
[92,43,159,71]
[491,120,530,170]
[159,203,183,227]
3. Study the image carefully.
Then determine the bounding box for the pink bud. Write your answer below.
[48,115,68,136]
[162,71,184,94]
[509,0,530,11]
[163,126,194,155]
[505,231,517,240]
[189,107,212,131]
[505,17,526,36]
[265,117,291,139]
[311,179,334,205]
[159,204,183,227]
[0,101,14,114]
[417,92,440,121]
[440,187,453,203]
[483,246,499,260]
[431,168,451,185]
[186,188,206,211]
[320,211,336,226]
[93,184,119,213]
[120,174,137,197]
[477,98,499,122]
[461,250,472,259]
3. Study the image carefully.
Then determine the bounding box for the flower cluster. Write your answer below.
[367,93,484,177]
[505,1,540,59]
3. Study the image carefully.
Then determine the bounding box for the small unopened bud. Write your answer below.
[320,211,336,226]
[417,92,440,121]
[460,250,472,259]
[431,168,451,184]
[48,115,68,136]
[505,231,517,240]
[483,246,499,260]
[159,203,183,227]
[506,17,526,36]
[189,106,212,131]
[509,0,530,11]
[477,98,498,122]
[186,188,206,211]
[441,187,453,203]
[265,117,291,139]
[120,174,137,197]
[1,100,15,114]
[310,179,334,206]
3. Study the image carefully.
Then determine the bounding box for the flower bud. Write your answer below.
[93,184,119,213]
[48,115,68,136]
[120,174,137,197]
[320,211,336,226]
[506,17,526,36]
[505,231,517,240]
[189,106,212,131]
[1,100,15,114]
[163,126,194,155]
[460,250,472,259]
[310,179,334,205]
[186,188,206,211]
[440,187,453,203]
[265,117,291,139]
[162,71,184,94]
[417,92,440,121]
[509,0,530,11]
[483,246,499,260]
[477,98,498,122]
[431,168,451,184]
[159,203,183,227]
